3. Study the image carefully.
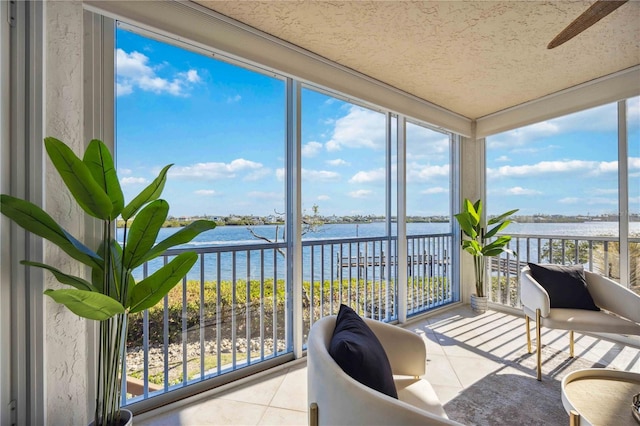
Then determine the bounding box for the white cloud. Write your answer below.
[350,168,385,184]
[505,186,542,195]
[326,106,385,151]
[407,163,450,182]
[302,169,340,181]
[227,94,242,103]
[406,124,449,158]
[349,189,372,198]
[488,103,618,148]
[326,158,350,166]
[628,97,640,123]
[245,168,272,181]
[559,197,580,204]
[495,155,511,162]
[119,168,133,176]
[120,177,148,185]
[488,159,619,178]
[116,48,200,97]
[302,141,323,158]
[181,69,201,83]
[317,195,330,201]
[276,168,285,181]
[195,189,216,196]
[420,187,448,194]
[116,82,133,97]
[170,158,264,180]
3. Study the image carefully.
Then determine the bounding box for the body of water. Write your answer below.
[118,221,638,282]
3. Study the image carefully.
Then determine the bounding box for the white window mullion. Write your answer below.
[396,116,407,323]
[7,1,45,424]
[285,78,303,357]
[618,100,630,287]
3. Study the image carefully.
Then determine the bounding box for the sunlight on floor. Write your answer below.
[136,305,640,425]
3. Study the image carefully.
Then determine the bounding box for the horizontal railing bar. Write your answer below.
[503,233,623,242]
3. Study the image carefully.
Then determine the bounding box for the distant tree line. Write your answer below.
[117,212,640,229]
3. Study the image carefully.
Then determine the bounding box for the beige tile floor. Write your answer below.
[136,305,640,425]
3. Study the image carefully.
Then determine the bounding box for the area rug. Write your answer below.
[443,347,605,426]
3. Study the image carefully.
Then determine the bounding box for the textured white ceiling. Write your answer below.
[192,0,640,119]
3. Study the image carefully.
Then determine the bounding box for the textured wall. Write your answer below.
[44,1,90,424]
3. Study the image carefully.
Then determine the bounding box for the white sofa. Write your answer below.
[521,266,640,380]
[307,315,463,426]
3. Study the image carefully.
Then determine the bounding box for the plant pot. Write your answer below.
[470,294,488,313]
[89,409,133,426]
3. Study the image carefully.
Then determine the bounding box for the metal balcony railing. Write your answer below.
[123,232,455,405]
[487,234,640,307]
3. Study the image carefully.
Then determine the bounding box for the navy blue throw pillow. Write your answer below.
[528,263,600,311]
[328,304,398,399]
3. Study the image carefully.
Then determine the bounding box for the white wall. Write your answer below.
[44,1,91,424]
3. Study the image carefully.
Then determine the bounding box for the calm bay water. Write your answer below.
[117,221,637,247]
[118,221,638,282]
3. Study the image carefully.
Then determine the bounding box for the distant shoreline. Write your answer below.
[116,214,638,229]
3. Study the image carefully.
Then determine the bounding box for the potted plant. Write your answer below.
[454,198,518,313]
[0,137,217,425]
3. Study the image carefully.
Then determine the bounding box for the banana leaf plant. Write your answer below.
[0,137,216,425]
[454,199,518,298]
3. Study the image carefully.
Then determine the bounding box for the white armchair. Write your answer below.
[307,315,462,425]
[520,265,640,380]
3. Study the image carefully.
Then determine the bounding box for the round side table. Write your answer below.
[561,368,640,426]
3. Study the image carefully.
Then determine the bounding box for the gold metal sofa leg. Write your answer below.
[309,402,318,426]
[569,330,574,358]
[536,308,542,381]
[525,314,531,353]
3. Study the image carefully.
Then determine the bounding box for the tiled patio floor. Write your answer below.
[136,305,640,425]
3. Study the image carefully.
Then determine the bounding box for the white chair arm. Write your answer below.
[365,318,426,377]
[520,266,551,317]
[585,271,640,324]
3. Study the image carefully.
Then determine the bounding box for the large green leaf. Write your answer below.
[108,239,136,303]
[44,289,124,321]
[487,209,519,226]
[92,238,124,299]
[454,212,477,239]
[482,236,513,257]
[44,137,113,220]
[141,220,216,264]
[121,164,172,221]
[466,199,481,224]
[0,195,102,269]
[83,139,124,220]
[124,200,168,270]
[22,260,98,292]
[462,240,482,256]
[128,252,197,313]
[484,220,512,239]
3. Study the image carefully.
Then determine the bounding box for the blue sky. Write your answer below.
[115,28,639,219]
[487,101,640,217]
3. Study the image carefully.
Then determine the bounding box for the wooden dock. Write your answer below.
[489,257,527,275]
[337,252,449,277]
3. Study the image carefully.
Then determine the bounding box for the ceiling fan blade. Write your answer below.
[547,0,628,49]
